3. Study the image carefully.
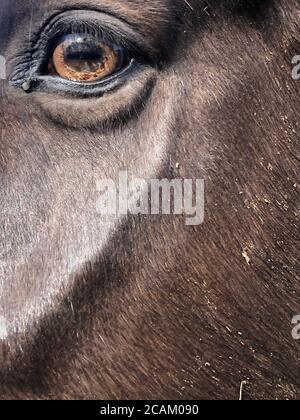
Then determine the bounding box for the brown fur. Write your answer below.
[0,0,299,399]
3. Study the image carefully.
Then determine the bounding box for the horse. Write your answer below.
[0,0,299,399]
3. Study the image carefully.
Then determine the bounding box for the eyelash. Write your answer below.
[11,11,152,96]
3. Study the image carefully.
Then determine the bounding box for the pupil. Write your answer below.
[63,39,104,72]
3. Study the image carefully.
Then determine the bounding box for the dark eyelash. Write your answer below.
[41,23,137,58]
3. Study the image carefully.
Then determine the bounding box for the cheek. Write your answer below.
[0,73,182,345]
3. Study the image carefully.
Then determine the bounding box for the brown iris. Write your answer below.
[49,35,121,83]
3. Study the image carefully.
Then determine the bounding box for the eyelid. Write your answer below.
[39,11,148,54]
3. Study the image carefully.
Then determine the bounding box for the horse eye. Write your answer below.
[48,34,124,83]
